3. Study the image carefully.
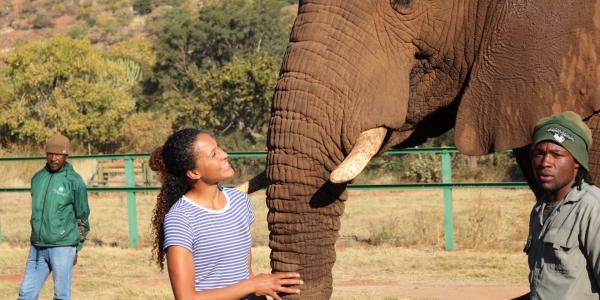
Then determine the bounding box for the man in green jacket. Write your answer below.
[520,111,600,299]
[18,134,90,300]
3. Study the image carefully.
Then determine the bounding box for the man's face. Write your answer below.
[46,153,67,172]
[531,141,580,200]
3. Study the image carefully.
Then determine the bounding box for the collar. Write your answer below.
[45,162,72,174]
[534,182,589,213]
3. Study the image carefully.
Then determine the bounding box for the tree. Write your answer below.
[194,0,293,64]
[133,0,185,15]
[171,54,279,143]
[133,0,153,15]
[151,7,205,98]
[106,37,157,110]
[150,0,294,97]
[148,0,295,146]
[0,59,11,146]
[0,36,135,150]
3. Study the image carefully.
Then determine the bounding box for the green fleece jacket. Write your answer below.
[30,162,90,251]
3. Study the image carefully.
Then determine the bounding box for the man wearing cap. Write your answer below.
[18,134,90,300]
[520,111,600,299]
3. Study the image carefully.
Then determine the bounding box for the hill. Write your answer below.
[0,0,217,53]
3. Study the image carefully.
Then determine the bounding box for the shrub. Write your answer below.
[133,0,153,14]
[407,153,441,183]
[116,112,172,153]
[32,14,54,29]
[67,22,89,39]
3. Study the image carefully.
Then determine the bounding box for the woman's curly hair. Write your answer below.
[149,128,201,270]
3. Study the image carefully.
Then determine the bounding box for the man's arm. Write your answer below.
[74,181,90,251]
[581,200,600,286]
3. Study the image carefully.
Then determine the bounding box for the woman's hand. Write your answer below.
[250,272,303,300]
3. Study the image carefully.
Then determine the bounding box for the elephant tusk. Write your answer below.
[235,171,268,194]
[330,127,387,184]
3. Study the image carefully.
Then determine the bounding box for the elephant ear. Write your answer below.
[454,1,600,155]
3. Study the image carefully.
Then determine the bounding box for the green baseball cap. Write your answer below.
[532,111,592,170]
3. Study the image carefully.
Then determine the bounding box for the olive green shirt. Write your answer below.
[525,182,600,299]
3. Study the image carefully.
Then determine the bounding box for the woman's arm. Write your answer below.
[248,249,254,278]
[167,246,303,300]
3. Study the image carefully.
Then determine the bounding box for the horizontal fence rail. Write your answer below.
[0,147,530,250]
[0,148,528,190]
[0,182,530,193]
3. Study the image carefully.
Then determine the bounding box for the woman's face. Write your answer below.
[189,133,235,184]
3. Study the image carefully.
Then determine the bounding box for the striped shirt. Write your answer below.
[163,187,255,293]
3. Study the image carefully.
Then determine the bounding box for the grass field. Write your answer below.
[0,189,534,299]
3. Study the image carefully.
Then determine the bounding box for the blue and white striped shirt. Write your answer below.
[163,187,255,292]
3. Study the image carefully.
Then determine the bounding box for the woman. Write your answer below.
[149,128,302,300]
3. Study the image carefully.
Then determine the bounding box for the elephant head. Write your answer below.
[264,1,600,298]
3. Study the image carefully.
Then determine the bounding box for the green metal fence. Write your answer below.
[0,147,529,250]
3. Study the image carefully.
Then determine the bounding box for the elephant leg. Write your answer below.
[585,112,600,184]
[513,145,542,199]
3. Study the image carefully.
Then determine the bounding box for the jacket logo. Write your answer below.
[547,128,574,144]
[55,186,68,196]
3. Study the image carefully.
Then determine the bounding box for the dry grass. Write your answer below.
[338,189,534,251]
[0,161,42,187]
[0,189,533,299]
[0,244,172,299]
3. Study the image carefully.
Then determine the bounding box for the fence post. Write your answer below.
[125,158,139,247]
[441,151,456,251]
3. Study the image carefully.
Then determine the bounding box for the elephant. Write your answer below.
[249,1,600,299]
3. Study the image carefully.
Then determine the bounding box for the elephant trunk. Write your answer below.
[267,59,411,299]
[266,3,416,298]
[267,79,346,298]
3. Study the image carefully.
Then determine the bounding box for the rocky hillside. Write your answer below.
[0,0,210,53]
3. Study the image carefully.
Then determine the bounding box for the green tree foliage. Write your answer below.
[194,0,293,64]
[151,0,293,95]
[151,7,204,98]
[133,0,153,14]
[172,54,278,142]
[106,38,157,109]
[0,36,135,149]
[117,111,172,152]
[133,0,184,15]
[149,0,295,146]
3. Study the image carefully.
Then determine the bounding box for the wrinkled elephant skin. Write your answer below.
[267,1,600,298]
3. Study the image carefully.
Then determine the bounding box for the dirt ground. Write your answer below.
[0,272,528,300]
[335,280,527,300]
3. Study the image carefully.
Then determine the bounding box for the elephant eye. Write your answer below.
[391,0,414,13]
[391,0,411,6]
